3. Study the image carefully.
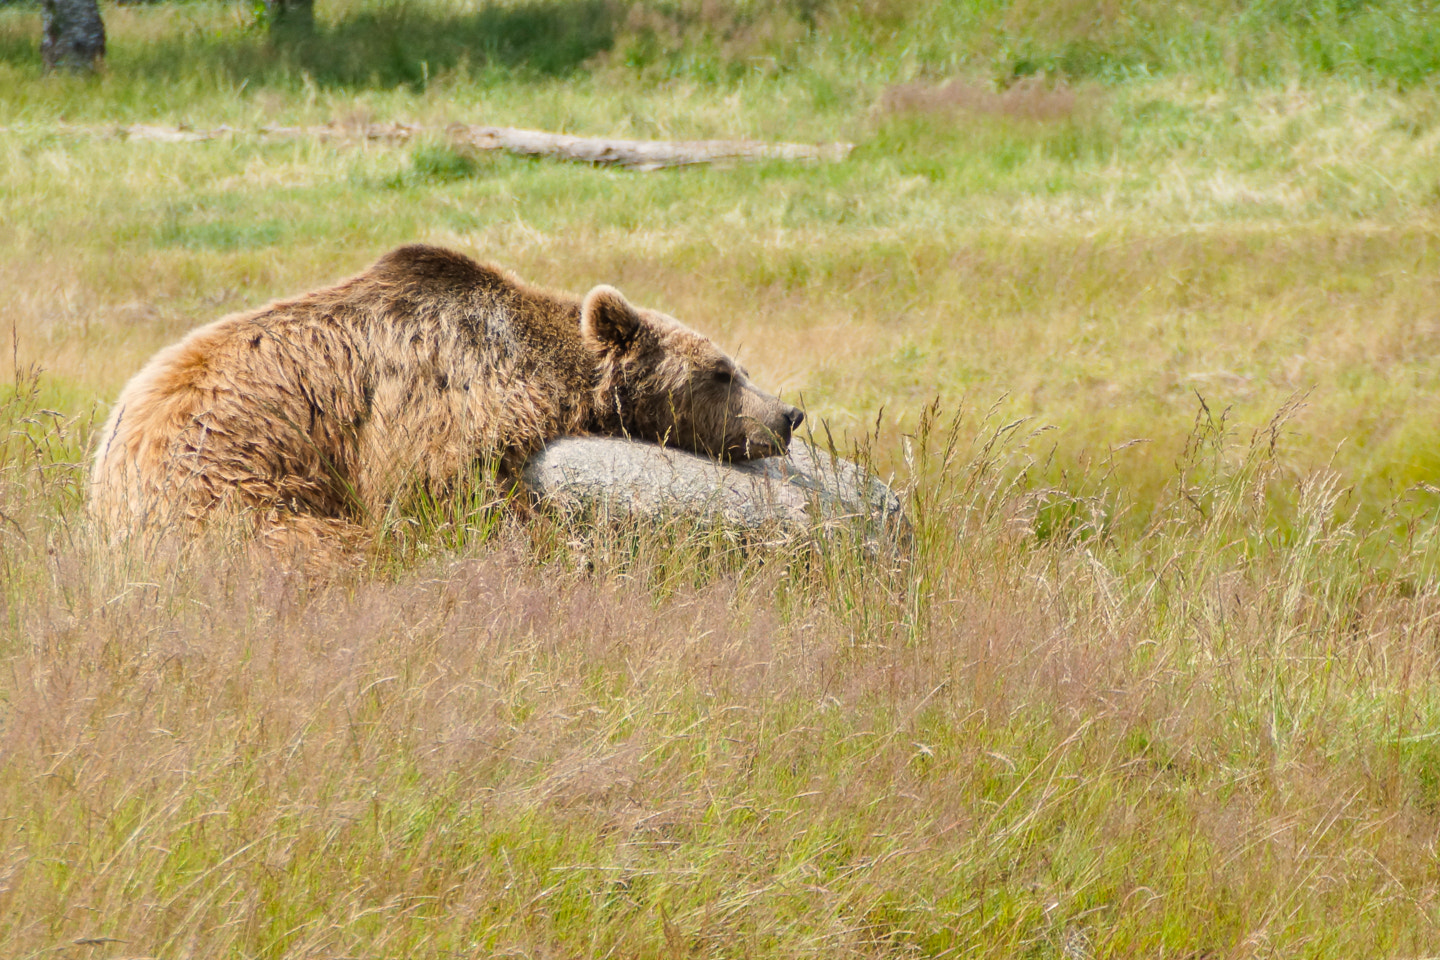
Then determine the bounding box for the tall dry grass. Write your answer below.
[4,378,1440,956]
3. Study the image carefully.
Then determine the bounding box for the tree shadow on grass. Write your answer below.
[1,0,620,88]
[0,6,40,68]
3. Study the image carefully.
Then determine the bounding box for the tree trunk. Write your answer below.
[264,0,315,35]
[41,0,105,73]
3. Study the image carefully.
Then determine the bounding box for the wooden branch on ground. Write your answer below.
[90,122,853,169]
[449,125,853,169]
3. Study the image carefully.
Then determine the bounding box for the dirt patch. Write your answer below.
[879,76,1088,123]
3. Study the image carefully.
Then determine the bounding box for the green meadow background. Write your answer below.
[4,1,1440,956]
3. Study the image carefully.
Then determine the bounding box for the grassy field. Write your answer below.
[5,0,1440,956]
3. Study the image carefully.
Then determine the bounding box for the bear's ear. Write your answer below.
[581,285,642,351]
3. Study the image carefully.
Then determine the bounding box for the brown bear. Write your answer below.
[89,244,803,541]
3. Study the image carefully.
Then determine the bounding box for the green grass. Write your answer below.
[4,0,1440,956]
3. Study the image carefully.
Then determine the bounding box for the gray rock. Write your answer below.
[523,436,908,546]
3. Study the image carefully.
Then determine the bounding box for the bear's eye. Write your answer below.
[713,369,734,385]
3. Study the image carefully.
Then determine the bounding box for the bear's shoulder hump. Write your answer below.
[367,244,505,289]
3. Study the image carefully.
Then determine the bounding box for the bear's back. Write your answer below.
[89,245,600,535]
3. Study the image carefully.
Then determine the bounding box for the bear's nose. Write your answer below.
[785,407,804,432]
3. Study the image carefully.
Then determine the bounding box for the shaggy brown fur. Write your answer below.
[90,244,803,540]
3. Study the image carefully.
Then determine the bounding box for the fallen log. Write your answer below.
[449,124,853,170]
[98,121,853,170]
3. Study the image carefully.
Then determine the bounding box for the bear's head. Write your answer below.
[582,285,803,461]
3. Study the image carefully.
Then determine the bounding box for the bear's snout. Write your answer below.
[733,401,803,460]
[768,404,803,446]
